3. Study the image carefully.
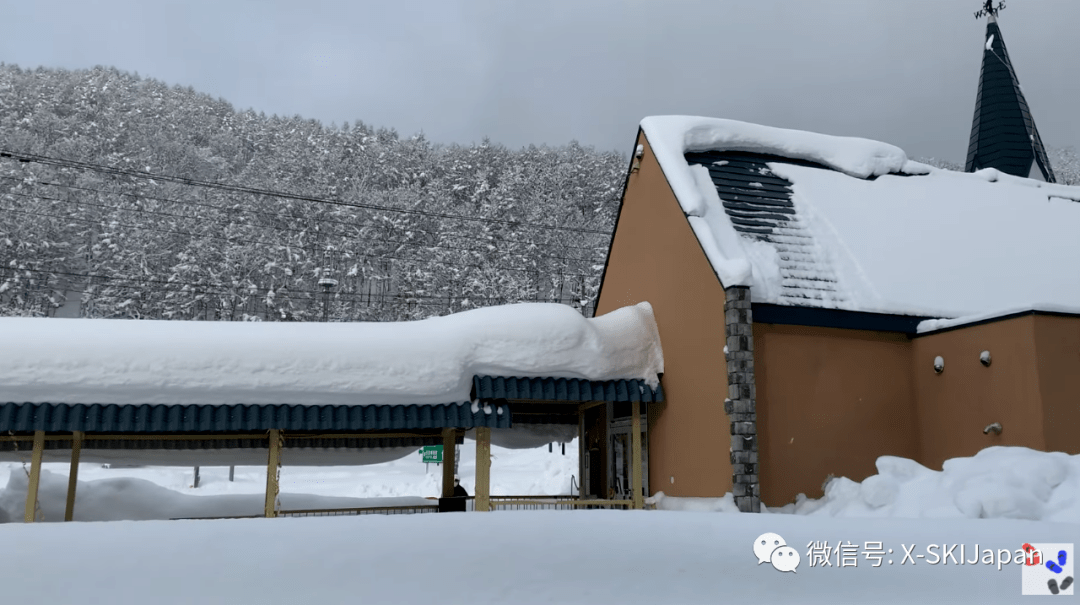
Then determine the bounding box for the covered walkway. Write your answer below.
[0,302,665,521]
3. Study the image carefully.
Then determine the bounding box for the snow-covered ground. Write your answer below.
[0,443,1076,603]
[0,438,579,521]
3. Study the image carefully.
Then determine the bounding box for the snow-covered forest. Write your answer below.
[0,64,626,321]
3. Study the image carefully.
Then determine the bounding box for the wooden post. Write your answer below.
[578,411,586,497]
[475,427,491,512]
[193,466,201,488]
[264,429,282,518]
[229,466,235,482]
[24,430,45,523]
[441,428,456,498]
[65,431,84,522]
[631,400,644,510]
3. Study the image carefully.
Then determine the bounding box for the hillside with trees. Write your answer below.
[0,64,626,321]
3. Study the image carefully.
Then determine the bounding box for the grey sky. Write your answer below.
[2,0,1078,163]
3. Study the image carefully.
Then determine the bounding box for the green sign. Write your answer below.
[419,445,443,463]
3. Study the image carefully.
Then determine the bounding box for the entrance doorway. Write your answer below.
[609,415,647,500]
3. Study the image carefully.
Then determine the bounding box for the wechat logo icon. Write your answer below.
[754,532,801,573]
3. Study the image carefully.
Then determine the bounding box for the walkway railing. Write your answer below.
[488,495,632,511]
[170,495,636,520]
[279,504,439,517]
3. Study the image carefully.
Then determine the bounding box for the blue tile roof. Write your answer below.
[472,375,663,403]
[0,402,510,433]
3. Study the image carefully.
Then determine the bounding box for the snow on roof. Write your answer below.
[640,115,1080,318]
[0,302,663,406]
[916,303,1080,334]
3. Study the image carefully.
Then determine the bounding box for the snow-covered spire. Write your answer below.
[965,2,1056,182]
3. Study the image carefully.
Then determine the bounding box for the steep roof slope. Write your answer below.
[641,116,1080,318]
[965,16,1055,182]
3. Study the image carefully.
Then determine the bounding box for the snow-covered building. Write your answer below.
[595,115,1080,512]
[0,302,664,520]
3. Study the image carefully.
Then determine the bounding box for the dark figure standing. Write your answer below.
[453,477,469,498]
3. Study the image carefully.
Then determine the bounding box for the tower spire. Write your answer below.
[965,1,1056,182]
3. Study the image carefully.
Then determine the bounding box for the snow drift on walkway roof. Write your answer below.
[641,115,1080,318]
[0,302,663,406]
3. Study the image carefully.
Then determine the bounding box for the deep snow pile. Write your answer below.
[649,447,1080,524]
[0,301,663,405]
[1,503,1074,604]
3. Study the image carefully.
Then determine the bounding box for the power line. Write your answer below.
[0,174,609,254]
[0,198,597,280]
[0,148,613,235]
[3,266,590,305]
[0,180,602,265]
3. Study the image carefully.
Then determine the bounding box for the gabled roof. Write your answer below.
[641,116,1080,319]
[966,16,1055,182]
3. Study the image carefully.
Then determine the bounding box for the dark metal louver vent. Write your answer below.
[684,151,845,306]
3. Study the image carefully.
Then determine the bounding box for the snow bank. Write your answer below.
[917,304,1080,333]
[768,447,1080,523]
[654,447,1079,523]
[0,469,434,522]
[0,503,1072,604]
[646,491,739,512]
[0,302,663,406]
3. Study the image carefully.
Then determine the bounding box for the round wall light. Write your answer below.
[980,350,992,366]
[933,356,944,374]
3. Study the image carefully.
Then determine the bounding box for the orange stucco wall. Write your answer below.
[1032,315,1080,454]
[595,131,731,497]
[912,315,1046,470]
[753,324,919,505]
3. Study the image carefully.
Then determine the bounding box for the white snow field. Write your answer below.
[0,444,1076,604]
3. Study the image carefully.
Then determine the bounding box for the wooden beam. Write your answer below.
[578,411,586,498]
[24,430,45,523]
[264,429,282,518]
[475,427,491,512]
[631,400,643,510]
[577,400,607,413]
[65,431,83,522]
[441,428,456,498]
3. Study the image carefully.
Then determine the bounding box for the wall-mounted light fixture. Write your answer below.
[933,356,944,374]
[980,350,992,366]
[631,144,644,174]
[983,422,1003,435]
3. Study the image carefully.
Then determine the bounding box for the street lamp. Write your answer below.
[318,269,337,322]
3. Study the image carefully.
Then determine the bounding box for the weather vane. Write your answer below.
[974,0,1005,19]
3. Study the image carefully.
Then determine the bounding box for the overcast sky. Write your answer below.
[2,0,1078,163]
